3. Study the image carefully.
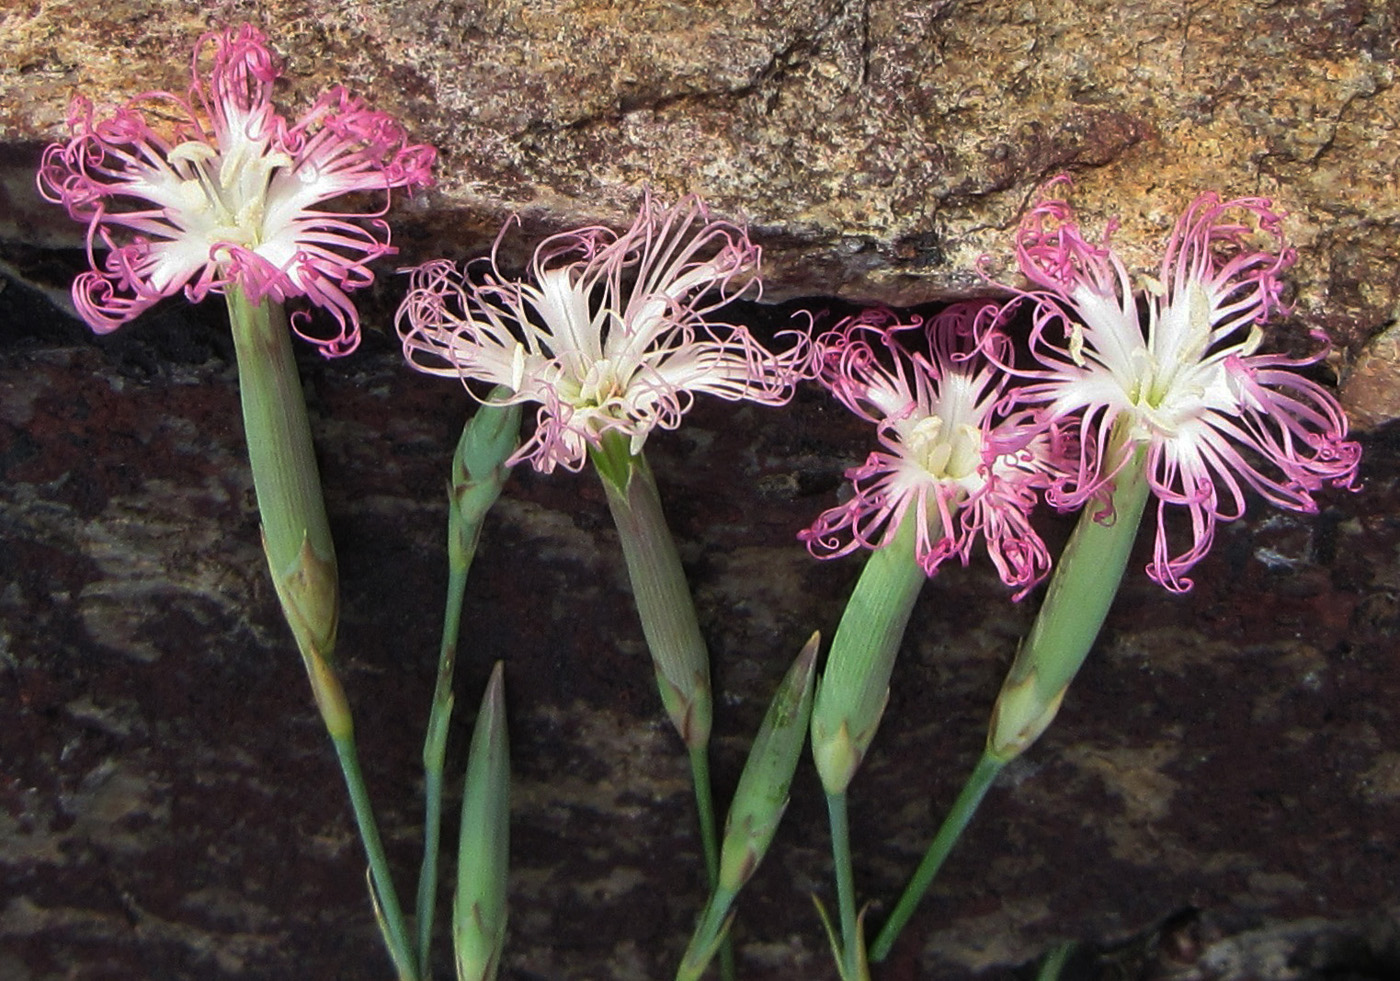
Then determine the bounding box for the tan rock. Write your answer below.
[2,0,1398,417]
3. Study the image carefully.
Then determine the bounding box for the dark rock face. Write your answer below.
[3,1,1400,973]
[2,1,1398,421]
[3,264,1399,979]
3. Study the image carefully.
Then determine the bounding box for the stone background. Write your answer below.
[2,273,1399,980]
[3,1,1400,979]
[1,0,1398,421]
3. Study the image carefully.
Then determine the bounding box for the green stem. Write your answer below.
[330,729,418,981]
[689,746,721,886]
[872,441,1153,962]
[807,515,923,980]
[869,751,1005,962]
[1034,941,1077,981]
[225,291,412,972]
[826,791,870,981]
[416,399,519,976]
[688,744,733,981]
[591,433,726,977]
[415,561,468,978]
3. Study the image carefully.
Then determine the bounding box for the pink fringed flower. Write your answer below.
[1000,179,1361,591]
[37,24,435,356]
[799,302,1069,595]
[397,194,809,473]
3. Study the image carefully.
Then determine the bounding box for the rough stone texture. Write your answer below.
[3,2,1400,976]
[1,0,1398,421]
[3,262,1400,979]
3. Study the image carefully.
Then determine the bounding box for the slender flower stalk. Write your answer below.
[416,396,521,978]
[872,180,1363,961]
[223,292,417,971]
[799,303,1068,974]
[229,294,416,981]
[867,750,1004,963]
[38,26,435,979]
[818,788,872,981]
[398,194,808,971]
[809,515,922,981]
[332,725,418,981]
[871,439,1150,963]
[453,662,511,981]
[589,431,728,950]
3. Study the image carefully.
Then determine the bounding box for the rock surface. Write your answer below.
[1,0,1398,420]
[3,263,1400,979]
[3,3,1400,976]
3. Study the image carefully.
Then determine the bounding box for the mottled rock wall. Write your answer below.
[2,0,1397,419]
[4,3,1400,980]
[3,275,1400,980]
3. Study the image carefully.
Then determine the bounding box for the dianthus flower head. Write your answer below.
[36,24,436,356]
[798,302,1070,596]
[397,193,809,473]
[999,178,1361,591]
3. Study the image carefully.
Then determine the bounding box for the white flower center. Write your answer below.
[1126,282,1218,439]
[906,414,982,482]
[576,357,625,410]
[168,135,291,259]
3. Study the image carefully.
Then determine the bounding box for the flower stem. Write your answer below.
[806,514,923,980]
[590,433,725,975]
[825,791,870,981]
[1035,941,1077,981]
[689,744,722,889]
[416,400,520,976]
[872,441,1152,962]
[869,750,1004,962]
[329,726,418,981]
[224,289,412,978]
[688,743,735,981]
[590,436,716,799]
[415,558,465,977]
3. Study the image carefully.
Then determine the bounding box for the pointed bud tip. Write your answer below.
[476,660,509,756]
[812,718,862,796]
